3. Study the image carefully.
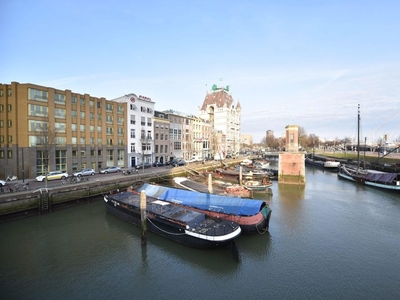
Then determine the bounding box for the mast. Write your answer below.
[357,104,360,169]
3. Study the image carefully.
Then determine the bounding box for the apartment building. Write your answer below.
[0,82,127,179]
[112,93,155,167]
[153,110,170,164]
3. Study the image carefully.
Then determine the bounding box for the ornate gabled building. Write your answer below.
[198,84,241,158]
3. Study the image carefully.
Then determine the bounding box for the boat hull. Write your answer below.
[338,166,400,191]
[104,195,241,249]
[138,183,272,234]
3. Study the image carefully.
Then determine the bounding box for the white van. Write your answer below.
[187,155,202,163]
[214,153,225,161]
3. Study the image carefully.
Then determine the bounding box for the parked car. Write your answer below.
[170,159,186,167]
[153,162,165,167]
[100,166,121,174]
[136,162,152,169]
[0,180,7,187]
[36,171,69,182]
[73,168,96,177]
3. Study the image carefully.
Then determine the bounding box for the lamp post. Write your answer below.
[363,137,367,169]
[22,148,25,183]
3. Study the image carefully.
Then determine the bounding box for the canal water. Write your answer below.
[1,162,400,299]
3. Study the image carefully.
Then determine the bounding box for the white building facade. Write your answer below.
[112,93,155,167]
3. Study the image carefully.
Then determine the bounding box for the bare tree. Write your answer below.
[35,116,58,188]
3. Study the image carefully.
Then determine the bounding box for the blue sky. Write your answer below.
[2,0,400,143]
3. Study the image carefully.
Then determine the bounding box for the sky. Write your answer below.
[1,0,400,144]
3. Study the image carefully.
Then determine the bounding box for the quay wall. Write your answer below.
[0,163,225,223]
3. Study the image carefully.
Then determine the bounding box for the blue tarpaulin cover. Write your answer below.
[365,172,398,183]
[139,183,264,216]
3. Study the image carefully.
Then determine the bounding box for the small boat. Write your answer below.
[215,168,271,182]
[338,164,400,191]
[254,161,270,170]
[337,104,400,191]
[173,177,253,198]
[138,183,272,234]
[323,159,340,169]
[240,158,253,166]
[305,157,325,168]
[104,191,241,249]
[243,179,272,191]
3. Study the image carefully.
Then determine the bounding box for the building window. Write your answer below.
[55,137,66,145]
[55,150,67,171]
[71,124,77,131]
[155,145,158,153]
[90,100,94,107]
[28,88,48,102]
[80,137,85,144]
[106,103,113,112]
[130,115,136,125]
[55,93,66,104]
[55,122,66,133]
[141,116,145,126]
[160,145,164,153]
[97,126,101,133]
[80,125,85,132]
[90,125,94,132]
[80,98,85,106]
[106,115,113,123]
[54,108,66,119]
[72,137,77,144]
[80,111,85,118]
[71,110,77,118]
[130,143,135,152]
[155,133,159,140]
[71,96,77,104]
[28,104,48,117]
